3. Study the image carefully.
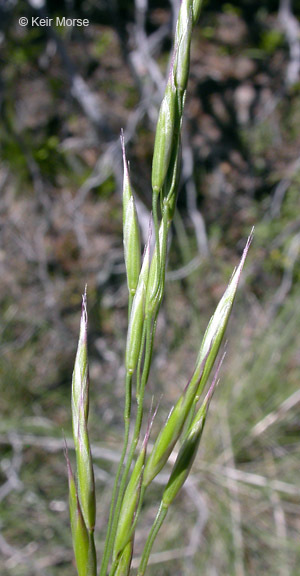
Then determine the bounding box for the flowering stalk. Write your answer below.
[69,2,253,575]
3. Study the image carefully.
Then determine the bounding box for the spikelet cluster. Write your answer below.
[68,3,253,576]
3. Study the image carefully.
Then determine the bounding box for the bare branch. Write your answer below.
[251,388,300,438]
[278,0,300,86]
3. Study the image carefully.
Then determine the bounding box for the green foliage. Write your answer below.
[222,3,242,17]
[259,29,284,55]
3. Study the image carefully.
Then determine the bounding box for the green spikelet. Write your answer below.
[125,240,150,374]
[121,132,141,297]
[71,290,96,535]
[152,72,178,194]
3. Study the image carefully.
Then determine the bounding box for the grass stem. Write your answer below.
[137,503,168,576]
[99,372,132,576]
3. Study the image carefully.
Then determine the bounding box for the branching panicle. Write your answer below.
[68,3,252,576]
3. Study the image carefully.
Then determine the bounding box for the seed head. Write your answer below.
[71,290,96,532]
[143,354,207,488]
[162,357,222,507]
[113,408,155,560]
[65,445,92,576]
[152,72,178,194]
[192,0,204,24]
[194,231,253,401]
[174,0,193,92]
[125,238,150,374]
[145,220,169,316]
[121,132,141,296]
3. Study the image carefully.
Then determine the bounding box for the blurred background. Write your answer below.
[0,0,300,574]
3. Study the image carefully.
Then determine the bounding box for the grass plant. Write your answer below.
[67,2,252,575]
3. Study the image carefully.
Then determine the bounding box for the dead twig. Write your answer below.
[278,0,300,86]
[250,388,300,438]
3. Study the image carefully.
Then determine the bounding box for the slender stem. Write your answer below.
[99,372,132,576]
[159,207,170,289]
[103,317,153,572]
[152,190,161,289]
[137,503,168,576]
